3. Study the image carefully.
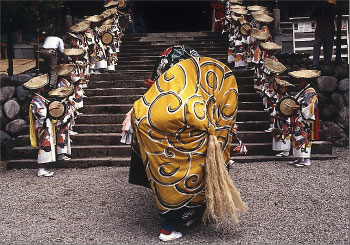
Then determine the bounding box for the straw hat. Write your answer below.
[264,58,287,74]
[70,21,90,33]
[232,8,248,15]
[259,42,282,51]
[101,9,112,18]
[230,5,246,9]
[103,18,114,26]
[253,14,274,23]
[250,28,271,41]
[288,70,321,79]
[53,64,75,76]
[275,79,294,87]
[240,24,252,36]
[23,74,49,90]
[85,15,102,23]
[247,5,267,11]
[48,86,74,98]
[229,0,243,3]
[104,1,119,8]
[67,32,79,39]
[64,48,85,56]
[118,0,126,8]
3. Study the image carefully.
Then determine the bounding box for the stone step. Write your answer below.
[23,124,123,134]
[11,145,131,159]
[88,80,149,89]
[10,140,333,161]
[80,102,262,113]
[90,72,152,81]
[116,55,227,62]
[236,121,269,131]
[83,94,261,104]
[232,154,337,163]
[81,104,132,114]
[16,128,272,147]
[84,88,148,96]
[120,43,228,50]
[6,153,337,169]
[7,157,131,169]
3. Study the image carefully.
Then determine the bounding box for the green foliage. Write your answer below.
[1,0,63,34]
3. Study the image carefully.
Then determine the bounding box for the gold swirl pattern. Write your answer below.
[132,57,238,214]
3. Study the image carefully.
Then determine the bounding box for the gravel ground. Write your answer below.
[0,147,348,244]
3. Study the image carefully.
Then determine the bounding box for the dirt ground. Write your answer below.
[0,147,348,244]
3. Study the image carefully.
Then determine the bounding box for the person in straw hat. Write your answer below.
[260,58,287,133]
[49,86,74,161]
[40,33,65,89]
[129,57,247,241]
[64,49,86,113]
[287,70,320,167]
[271,78,294,157]
[23,74,55,177]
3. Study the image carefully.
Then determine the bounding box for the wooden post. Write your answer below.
[7,18,13,76]
[335,2,343,64]
[35,26,40,76]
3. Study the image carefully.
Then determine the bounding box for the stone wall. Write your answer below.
[0,73,33,160]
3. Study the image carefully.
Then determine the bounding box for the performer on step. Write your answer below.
[23,74,55,177]
[271,79,294,157]
[287,70,320,167]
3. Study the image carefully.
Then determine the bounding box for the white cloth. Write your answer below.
[42,36,65,53]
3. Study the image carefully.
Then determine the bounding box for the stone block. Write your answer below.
[9,74,32,86]
[317,76,337,93]
[4,99,20,120]
[338,78,349,92]
[0,86,15,102]
[5,119,26,135]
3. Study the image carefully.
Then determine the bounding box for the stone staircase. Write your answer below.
[7,32,335,169]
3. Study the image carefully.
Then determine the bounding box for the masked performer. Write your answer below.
[130,57,247,241]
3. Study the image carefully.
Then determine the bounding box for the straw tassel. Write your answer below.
[203,134,248,225]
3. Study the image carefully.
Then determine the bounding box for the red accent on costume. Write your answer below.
[160,228,172,235]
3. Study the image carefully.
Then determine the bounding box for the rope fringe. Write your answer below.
[203,135,248,225]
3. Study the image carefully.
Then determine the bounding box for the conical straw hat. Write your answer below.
[230,5,246,9]
[23,74,49,90]
[85,15,102,23]
[231,13,240,21]
[64,48,85,56]
[104,1,119,8]
[288,70,321,79]
[253,13,274,23]
[232,8,248,15]
[247,5,267,11]
[229,0,243,3]
[70,21,90,33]
[100,24,112,33]
[250,28,271,41]
[260,42,282,51]
[118,0,126,8]
[264,58,287,74]
[48,86,74,98]
[53,64,75,76]
[275,79,294,87]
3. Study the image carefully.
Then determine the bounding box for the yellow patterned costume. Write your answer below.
[132,57,239,215]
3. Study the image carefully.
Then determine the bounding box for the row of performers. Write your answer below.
[253,51,320,167]
[223,1,274,69]
[66,0,130,74]
[24,48,88,177]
